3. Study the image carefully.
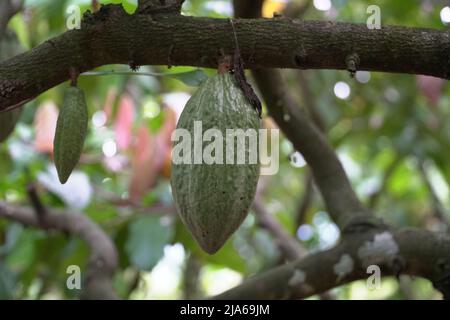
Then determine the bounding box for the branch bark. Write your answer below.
[295,171,314,227]
[0,201,119,300]
[214,227,450,299]
[1,3,450,110]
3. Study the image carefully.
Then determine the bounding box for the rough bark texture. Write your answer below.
[1,3,450,110]
[214,228,450,299]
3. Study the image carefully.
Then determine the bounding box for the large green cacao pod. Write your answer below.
[54,86,88,184]
[171,73,260,254]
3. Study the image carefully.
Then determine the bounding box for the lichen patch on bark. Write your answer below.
[288,269,306,287]
[357,231,399,267]
[333,254,354,282]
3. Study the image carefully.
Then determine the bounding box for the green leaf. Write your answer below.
[125,215,174,271]
[0,264,16,299]
[5,229,38,270]
[81,69,208,87]
[174,221,247,273]
[0,223,23,256]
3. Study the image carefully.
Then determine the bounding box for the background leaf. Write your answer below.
[125,215,174,271]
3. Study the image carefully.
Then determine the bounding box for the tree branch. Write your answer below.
[183,254,203,299]
[295,70,326,131]
[214,227,450,299]
[0,201,119,300]
[253,199,308,260]
[417,159,450,231]
[252,176,308,260]
[295,171,314,227]
[137,0,184,15]
[0,0,23,38]
[1,3,450,110]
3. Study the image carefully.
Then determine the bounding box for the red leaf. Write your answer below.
[153,108,176,171]
[103,87,117,125]
[128,108,178,200]
[115,94,135,150]
[129,125,157,202]
[159,107,177,146]
[416,75,445,107]
[34,101,59,154]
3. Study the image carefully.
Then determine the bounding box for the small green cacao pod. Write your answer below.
[171,73,261,254]
[54,86,88,184]
[0,108,22,143]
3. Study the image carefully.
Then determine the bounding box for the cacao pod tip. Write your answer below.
[195,237,226,255]
[57,170,70,184]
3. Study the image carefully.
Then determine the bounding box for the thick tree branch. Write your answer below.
[0,201,119,300]
[295,71,326,131]
[214,227,450,299]
[1,3,450,110]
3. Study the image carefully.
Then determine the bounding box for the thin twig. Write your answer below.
[417,159,450,230]
[26,182,47,225]
[295,171,314,228]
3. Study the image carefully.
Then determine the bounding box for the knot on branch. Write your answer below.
[0,78,24,99]
[137,0,184,15]
[82,4,123,26]
[342,215,387,235]
[345,53,360,77]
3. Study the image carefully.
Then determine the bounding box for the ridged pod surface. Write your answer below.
[171,73,260,254]
[54,86,88,184]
